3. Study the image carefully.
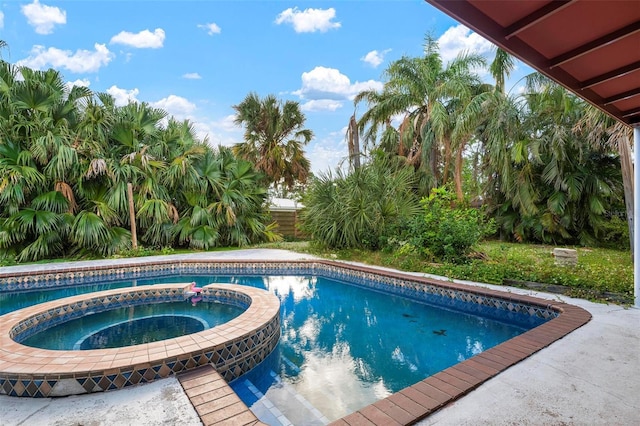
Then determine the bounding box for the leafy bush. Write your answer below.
[394,187,495,262]
[598,215,630,249]
[300,154,421,249]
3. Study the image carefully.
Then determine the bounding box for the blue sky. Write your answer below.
[1,0,531,174]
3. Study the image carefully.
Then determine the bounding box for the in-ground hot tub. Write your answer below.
[0,283,280,397]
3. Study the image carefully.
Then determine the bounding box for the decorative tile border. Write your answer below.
[0,283,280,397]
[0,260,557,325]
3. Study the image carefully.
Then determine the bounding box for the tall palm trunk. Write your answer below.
[454,146,464,201]
[442,136,452,183]
[347,113,361,171]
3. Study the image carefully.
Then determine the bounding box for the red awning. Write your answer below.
[425,0,640,126]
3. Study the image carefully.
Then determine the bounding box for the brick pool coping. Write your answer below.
[177,365,266,426]
[0,259,592,425]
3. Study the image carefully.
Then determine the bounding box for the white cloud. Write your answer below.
[21,0,66,35]
[65,78,90,90]
[149,96,238,145]
[193,115,242,147]
[18,43,113,73]
[151,95,196,118]
[0,12,4,29]
[294,66,383,108]
[182,72,202,80]
[107,85,140,106]
[437,24,493,63]
[198,23,221,35]
[209,114,240,133]
[151,94,242,146]
[275,7,340,33]
[110,28,165,49]
[307,129,350,174]
[301,99,343,112]
[361,49,391,68]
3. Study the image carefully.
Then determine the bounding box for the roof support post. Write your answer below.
[634,126,640,308]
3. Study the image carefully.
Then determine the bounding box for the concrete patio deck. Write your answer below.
[1,249,638,425]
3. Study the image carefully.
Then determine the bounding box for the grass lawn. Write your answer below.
[259,240,633,304]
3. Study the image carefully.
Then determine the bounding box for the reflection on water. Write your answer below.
[288,343,392,421]
[263,275,318,302]
[242,275,528,421]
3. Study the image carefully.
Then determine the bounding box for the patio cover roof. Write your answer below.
[425,0,640,127]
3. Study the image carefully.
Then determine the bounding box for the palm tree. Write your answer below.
[489,48,515,95]
[174,147,280,249]
[102,101,169,248]
[232,92,312,190]
[346,112,361,171]
[481,74,625,245]
[476,49,522,215]
[140,118,204,247]
[0,40,8,59]
[300,152,421,249]
[575,105,634,251]
[354,36,487,199]
[0,58,282,261]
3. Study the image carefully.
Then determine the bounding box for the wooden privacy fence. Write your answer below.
[269,209,303,239]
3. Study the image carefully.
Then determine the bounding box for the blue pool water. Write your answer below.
[1,273,538,423]
[19,302,243,350]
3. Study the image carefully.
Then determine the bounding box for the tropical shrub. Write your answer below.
[0,60,279,262]
[352,38,628,249]
[481,76,626,246]
[389,187,495,262]
[598,215,629,249]
[174,147,282,249]
[300,153,421,249]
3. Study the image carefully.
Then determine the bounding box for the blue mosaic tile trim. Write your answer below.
[0,261,558,324]
[0,263,317,292]
[202,287,252,310]
[217,315,281,382]
[0,264,180,291]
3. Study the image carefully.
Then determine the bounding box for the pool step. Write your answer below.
[178,365,265,426]
[238,371,330,426]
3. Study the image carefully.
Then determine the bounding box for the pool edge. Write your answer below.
[0,258,592,425]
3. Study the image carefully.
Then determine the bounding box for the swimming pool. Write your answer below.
[0,258,591,425]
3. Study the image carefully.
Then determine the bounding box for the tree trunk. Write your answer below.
[430,142,440,184]
[127,182,138,250]
[442,136,452,184]
[454,146,464,202]
[619,134,634,254]
[347,114,361,171]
